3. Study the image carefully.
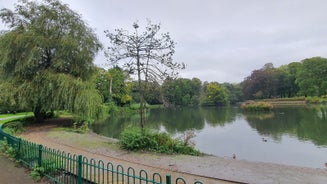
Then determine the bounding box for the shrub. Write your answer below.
[30,166,45,181]
[3,121,24,134]
[30,159,63,181]
[0,138,18,158]
[119,127,201,156]
[72,122,89,133]
[42,159,63,174]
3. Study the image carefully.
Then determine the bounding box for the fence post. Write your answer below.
[77,155,83,184]
[166,174,171,184]
[38,145,43,167]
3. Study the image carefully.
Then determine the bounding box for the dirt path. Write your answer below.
[20,119,327,184]
[0,155,47,184]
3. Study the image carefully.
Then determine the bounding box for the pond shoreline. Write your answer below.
[20,120,327,184]
[93,105,327,169]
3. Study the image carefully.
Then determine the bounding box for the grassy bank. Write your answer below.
[0,112,33,125]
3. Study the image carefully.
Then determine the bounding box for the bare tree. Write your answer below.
[105,20,185,129]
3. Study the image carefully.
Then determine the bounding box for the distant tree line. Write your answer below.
[94,56,327,108]
[94,67,242,107]
[242,57,327,99]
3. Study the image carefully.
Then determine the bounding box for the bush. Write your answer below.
[72,121,89,133]
[30,166,44,181]
[30,159,63,181]
[119,127,201,156]
[0,138,18,158]
[3,121,24,134]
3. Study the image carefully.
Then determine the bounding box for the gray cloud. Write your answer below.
[1,0,327,83]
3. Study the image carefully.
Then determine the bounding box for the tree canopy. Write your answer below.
[0,0,103,123]
[296,57,327,96]
[242,57,327,100]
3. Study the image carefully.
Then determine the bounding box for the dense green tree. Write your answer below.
[202,82,229,106]
[222,83,243,104]
[105,21,184,129]
[0,79,19,113]
[109,67,132,106]
[144,81,162,105]
[287,62,301,96]
[296,57,327,96]
[162,78,202,106]
[94,68,112,103]
[94,67,132,105]
[274,64,299,98]
[0,0,103,123]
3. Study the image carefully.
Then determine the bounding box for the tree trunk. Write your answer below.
[33,106,46,123]
[136,49,145,130]
[109,77,112,94]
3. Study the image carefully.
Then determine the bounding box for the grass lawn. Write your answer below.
[0,112,33,125]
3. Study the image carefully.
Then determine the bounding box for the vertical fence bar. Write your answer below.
[77,155,83,184]
[38,144,43,167]
[17,138,22,160]
[166,174,171,184]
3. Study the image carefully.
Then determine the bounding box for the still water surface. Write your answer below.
[92,106,327,168]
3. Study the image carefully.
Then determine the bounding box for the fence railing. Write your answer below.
[0,125,203,184]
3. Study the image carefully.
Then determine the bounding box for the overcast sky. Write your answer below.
[1,0,327,83]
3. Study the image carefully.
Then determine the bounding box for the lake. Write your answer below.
[92,105,327,169]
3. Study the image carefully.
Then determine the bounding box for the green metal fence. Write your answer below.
[0,125,203,184]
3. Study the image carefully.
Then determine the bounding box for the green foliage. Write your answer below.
[0,0,103,123]
[73,88,105,123]
[296,57,327,96]
[95,67,132,105]
[72,122,90,133]
[161,77,202,107]
[119,127,201,156]
[0,138,18,158]
[2,116,34,134]
[0,81,20,112]
[30,166,44,181]
[202,82,229,106]
[306,96,327,104]
[105,102,119,114]
[3,121,24,134]
[30,158,63,181]
[222,83,243,104]
[147,83,162,105]
[42,159,63,174]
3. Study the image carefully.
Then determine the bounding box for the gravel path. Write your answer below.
[19,119,327,184]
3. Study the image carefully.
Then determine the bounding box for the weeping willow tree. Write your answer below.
[0,0,103,123]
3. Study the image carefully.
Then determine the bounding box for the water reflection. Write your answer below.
[92,105,327,167]
[200,107,238,127]
[245,106,327,146]
[93,106,327,148]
